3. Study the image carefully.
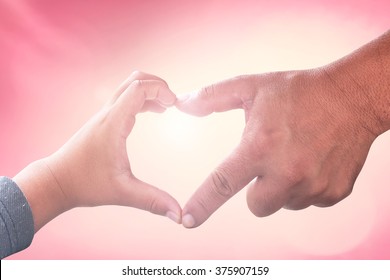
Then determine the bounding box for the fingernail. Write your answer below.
[182,214,196,228]
[159,89,177,106]
[166,211,181,224]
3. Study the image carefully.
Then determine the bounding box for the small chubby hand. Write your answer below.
[15,71,182,231]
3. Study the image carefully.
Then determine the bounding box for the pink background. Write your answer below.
[1,0,390,259]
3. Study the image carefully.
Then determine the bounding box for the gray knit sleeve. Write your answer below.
[0,176,34,259]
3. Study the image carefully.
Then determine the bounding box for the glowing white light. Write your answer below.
[157,108,199,149]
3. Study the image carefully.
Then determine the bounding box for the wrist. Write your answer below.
[318,32,390,137]
[13,158,72,232]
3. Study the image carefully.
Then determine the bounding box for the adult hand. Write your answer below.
[176,68,382,228]
[14,71,182,231]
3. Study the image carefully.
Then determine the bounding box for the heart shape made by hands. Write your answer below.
[128,108,243,225]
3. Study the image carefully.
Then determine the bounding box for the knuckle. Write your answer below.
[282,154,318,188]
[318,184,353,207]
[129,79,149,98]
[199,84,216,100]
[331,184,353,202]
[130,70,144,80]
[131,79,143,89]
[309,177,329,198]
[158,78,169,88]
[146,196,159,214]
[282,165,307,188]
[210,169,234,198]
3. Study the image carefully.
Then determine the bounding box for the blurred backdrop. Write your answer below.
[1,0,389,259]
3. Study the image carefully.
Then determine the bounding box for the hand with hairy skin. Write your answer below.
[176,31,390,228]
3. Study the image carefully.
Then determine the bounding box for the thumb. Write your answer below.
[176,75,256,117]
[119,177,182,224]
[182,145,257,228]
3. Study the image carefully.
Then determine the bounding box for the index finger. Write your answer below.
[182,144,257,228]
[176,75,257,117]
[108,71,171,106]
